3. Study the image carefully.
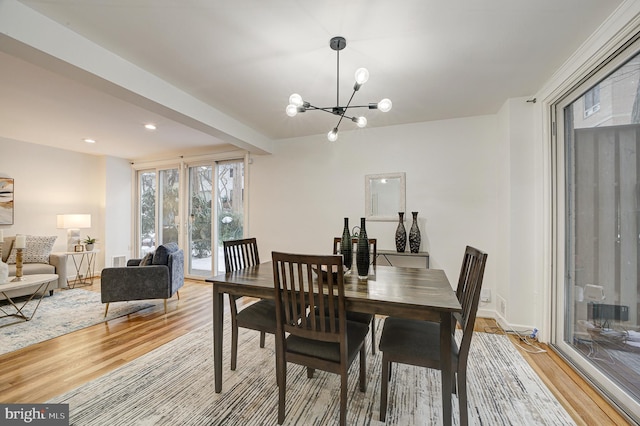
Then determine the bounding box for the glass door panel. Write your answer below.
[216,161,244,275]
[158,168,180,245]
[188,165,213,277]
[139,171,156,256]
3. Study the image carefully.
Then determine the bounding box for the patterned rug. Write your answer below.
[49,317,576,425]
[0,288,153,355]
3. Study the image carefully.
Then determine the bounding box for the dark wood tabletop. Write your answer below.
[207,262,461,425]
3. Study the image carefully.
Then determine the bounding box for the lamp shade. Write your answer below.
[57,214,91,229]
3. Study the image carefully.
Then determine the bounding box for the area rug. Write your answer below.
[48,317,576,425]
[0,288,153,355]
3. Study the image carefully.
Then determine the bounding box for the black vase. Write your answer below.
[409,211,421,253]
[340,218,353,270]
[395,212,406,252]
[356,217,370,279]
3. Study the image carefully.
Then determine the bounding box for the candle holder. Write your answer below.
[11,248,25,281]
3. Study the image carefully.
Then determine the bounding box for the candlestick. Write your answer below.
[11,248,25,281]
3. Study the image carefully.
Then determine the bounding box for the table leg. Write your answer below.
[213,284,223,393]
[440,311,453,426]
[0,281,52,326]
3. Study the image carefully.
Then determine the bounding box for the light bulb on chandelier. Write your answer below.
[285,36,391,141]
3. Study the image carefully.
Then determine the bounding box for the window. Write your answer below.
[583,84,600,118]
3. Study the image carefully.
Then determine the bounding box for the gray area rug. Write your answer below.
[0,288,153,355]
[49,316,576,425]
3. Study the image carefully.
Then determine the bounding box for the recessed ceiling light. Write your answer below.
[144,123,157,130]
[83,138,96,144]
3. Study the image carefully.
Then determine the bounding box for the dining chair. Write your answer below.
[223,237,276,371]
[378,245,488,425]
[333,236,378,354]
[272,251,369,426]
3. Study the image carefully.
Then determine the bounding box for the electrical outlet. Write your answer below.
[497,295,507,317]
[480,289,491,302]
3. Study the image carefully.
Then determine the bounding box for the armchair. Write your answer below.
[101,242,184,316]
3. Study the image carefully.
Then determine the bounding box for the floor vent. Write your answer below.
[112,255,126,267]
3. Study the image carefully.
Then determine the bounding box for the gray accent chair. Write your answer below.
[100,242,184,317]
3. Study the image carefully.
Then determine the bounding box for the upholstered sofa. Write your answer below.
[0,235,68,300]
[101,242,184,315]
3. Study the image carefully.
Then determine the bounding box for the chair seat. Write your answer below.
[287,320,369,363]
[346,311,373,324]
[236,299,277,331]
[379,317,459,363]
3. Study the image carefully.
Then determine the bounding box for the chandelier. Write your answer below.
[286,36,392,142]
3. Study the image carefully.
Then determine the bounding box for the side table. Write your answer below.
[65,250,99,288]
[0,273,59,326]
[377,249,430,269]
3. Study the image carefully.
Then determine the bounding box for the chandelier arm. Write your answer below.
[334,88,358,130]
[306,105,340,115]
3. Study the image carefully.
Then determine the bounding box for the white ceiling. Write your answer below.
[0,0,625,160]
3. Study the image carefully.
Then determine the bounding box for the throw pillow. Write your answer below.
[139,252,154,266]
[6,235,57,264]
[152,242,179,266]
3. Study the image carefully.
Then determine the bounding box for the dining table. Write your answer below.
[207,261,462,425]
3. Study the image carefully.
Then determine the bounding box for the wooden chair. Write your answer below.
[333,236,378,354]
[378,246,488,425]
[223,238,276,371]
[272,252,369,426]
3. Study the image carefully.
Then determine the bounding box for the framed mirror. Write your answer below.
[365,172,406,221]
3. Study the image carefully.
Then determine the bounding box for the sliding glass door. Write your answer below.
[554,41,640,421]
[135,155,246,278]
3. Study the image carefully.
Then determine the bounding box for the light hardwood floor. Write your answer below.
[0,279,631,425]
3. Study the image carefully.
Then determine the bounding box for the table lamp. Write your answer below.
[57,214,91,252]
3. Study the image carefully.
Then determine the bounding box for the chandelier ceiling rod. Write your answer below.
[286,36,392,142]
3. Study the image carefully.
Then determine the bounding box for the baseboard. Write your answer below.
[478,308,540,340]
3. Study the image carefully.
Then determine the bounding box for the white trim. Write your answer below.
[131,149,248,170]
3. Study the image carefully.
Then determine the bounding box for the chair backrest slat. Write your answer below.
[456,246,488,365]
[223,238,260,272]
[272,252,345,344]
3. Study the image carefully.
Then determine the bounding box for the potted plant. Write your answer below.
[82,236,97,251]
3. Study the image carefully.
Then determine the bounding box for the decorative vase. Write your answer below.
[409,211,421,253]
[340,218,352,271]
[395,212,407,252]
[356,217,370,279]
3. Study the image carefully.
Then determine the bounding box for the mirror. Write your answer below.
[365,173,406,221]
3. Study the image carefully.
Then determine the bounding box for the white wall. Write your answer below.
[249,115,507,320]
[496,97,538,330]
[0,136,107,277]
[104,156,133,267]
